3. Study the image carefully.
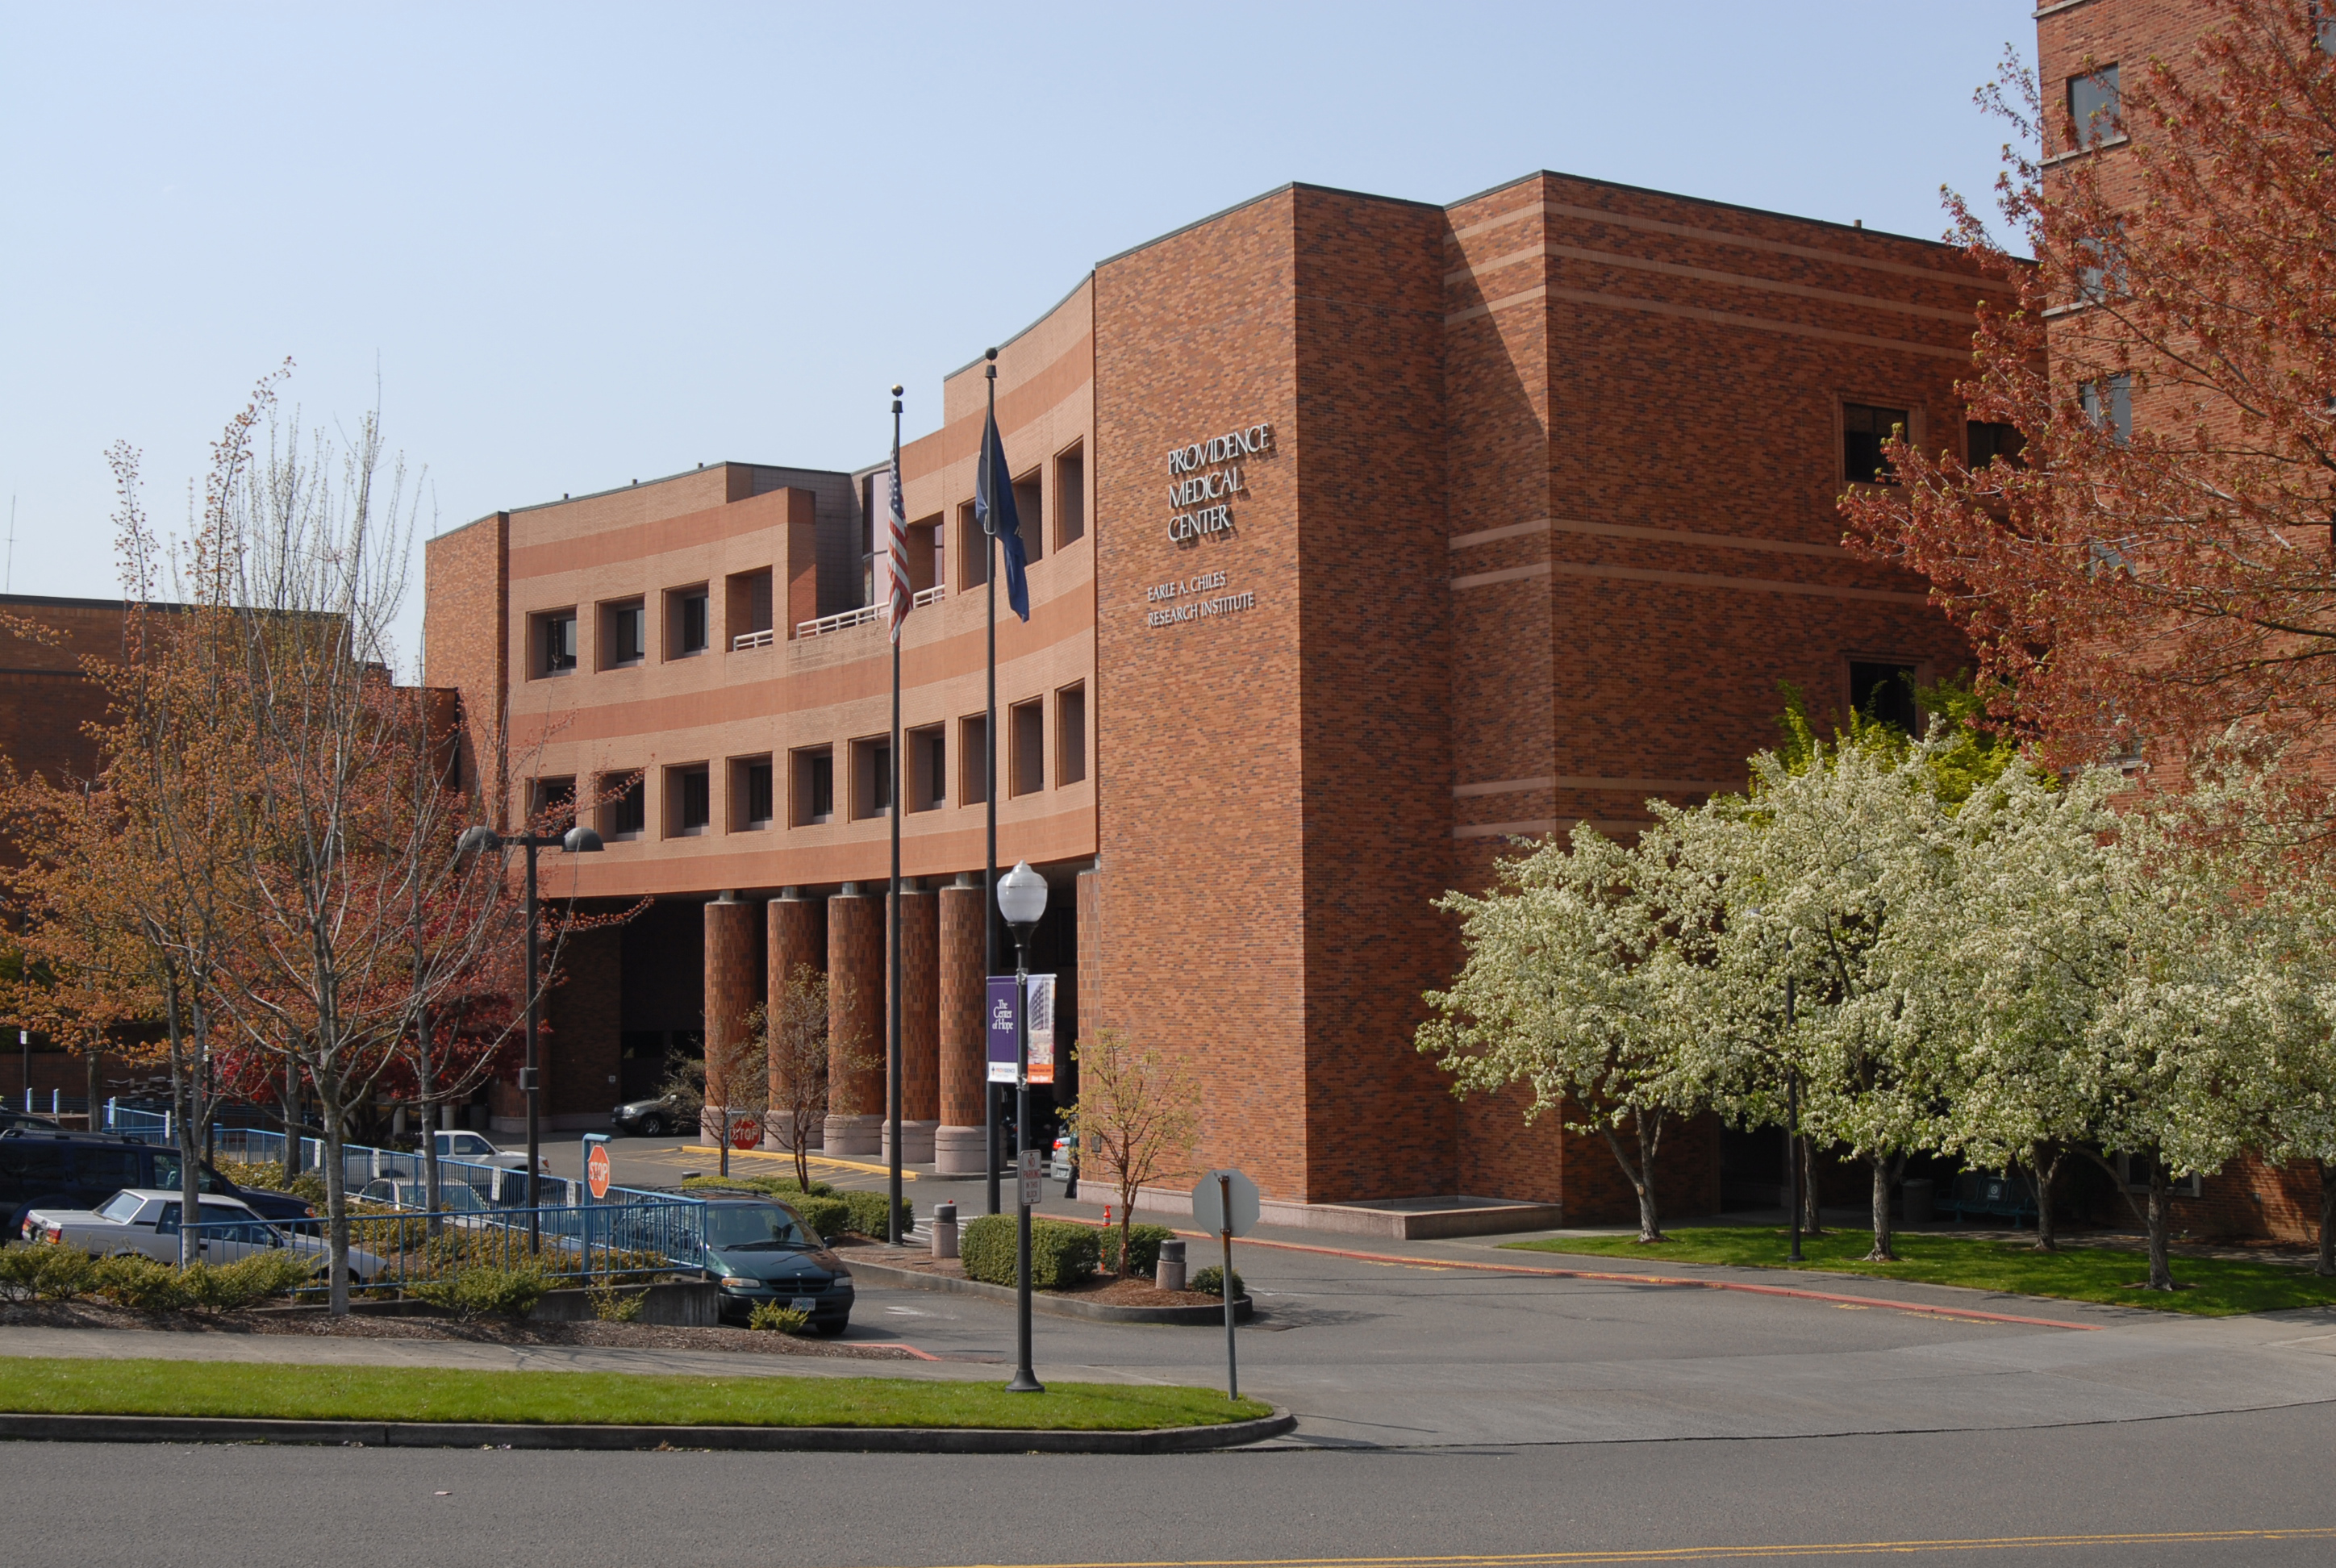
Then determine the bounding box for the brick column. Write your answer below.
[824,884,883,1155]
[934,872,987,1174]
[764,890,824,1153]
[702,894,761,1146]
[882,881,940,1166]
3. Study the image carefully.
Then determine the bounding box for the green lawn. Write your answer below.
[1504,1227,2336,1316]
[0,1357,1268,1430]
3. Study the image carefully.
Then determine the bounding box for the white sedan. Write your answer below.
[433,1131,546,1173]
[20,1189,389,1282]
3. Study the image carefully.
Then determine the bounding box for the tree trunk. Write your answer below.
[419,1022,442,1240]
[2319,1161,2335,1278]
[2144,1163,2175,1292]
[1600,1108,1666,1243]
[2028,1146,2063,1253]
[1864,1153,1899,1261]
[320,1079,350,1316]
[1800,1137,1825,1236]
[283,1057,302,1182]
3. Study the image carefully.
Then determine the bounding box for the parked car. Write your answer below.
[0,1128,315,1241]
[611,1093,689,1139]
[432,1130,544,1172]
[19,1188,388,1282]
[0,1107,59,1133]
[699,1198,853,1334]
[356,1178,491,1216]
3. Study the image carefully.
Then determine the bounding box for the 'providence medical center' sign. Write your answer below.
[1147,420,1269,630]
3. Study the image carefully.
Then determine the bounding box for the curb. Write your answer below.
[0,1407,1295,1454]
[843,1257,1254,1324]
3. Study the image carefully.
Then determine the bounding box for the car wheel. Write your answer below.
[639,1115,665,1138]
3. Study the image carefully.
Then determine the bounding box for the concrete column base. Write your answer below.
[822,1112,882,1157]
[933,1124,988,1175]
[881,1119,939,1166]
[758,1120,821,1152]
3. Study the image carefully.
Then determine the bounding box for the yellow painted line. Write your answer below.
[719,1146,916,1180]
[928,1530,2336,1567]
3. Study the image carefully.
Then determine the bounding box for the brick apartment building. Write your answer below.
[423,166,1994,1232]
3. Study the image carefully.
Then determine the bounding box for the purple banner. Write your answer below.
[986,974,1057,1085]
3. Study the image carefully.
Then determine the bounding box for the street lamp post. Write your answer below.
[457,820,604,1249]
[996,858,1047,1395]
[1748,907,1803,1265]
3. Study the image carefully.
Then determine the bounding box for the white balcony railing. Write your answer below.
[794,584,947,641]
[731,628,774,651]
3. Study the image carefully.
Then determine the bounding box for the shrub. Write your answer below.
[1189,1265,1245,1299]
[790,1195,852,1241]
[0,1244,102,1302]
[407,1263,555,1319]
[587,1277,645,1322]
[682,1174,837,1200]
[748,1300,810,1333]
[94,1254,194,1312]
[1099,1223,1176,1279]
[183,1253,314,1312]
[961,1214,1099,1291]
[838,1189,913,1241]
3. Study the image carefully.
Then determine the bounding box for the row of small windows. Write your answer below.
[531,684,1088,842]
[532,581,734,681]
[1838,401,2025,486]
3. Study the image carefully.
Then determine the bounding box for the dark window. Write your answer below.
[2081,374,2133,444]
[532,777,576,832]
[1013,472,1045,565]
[1850,662,1921,735]
[2068,65,2121,149]
[745,761,774,825]
[794,749,834,825]
[1011,700,1044,797]
[1055,445,1085,546]
[962,715,989,807]
[1967,422,2026,469]
[681,592,708,653]
[960,503,988,590]
[2075,234,2125,303]
[675,766,710,833]
[853,738,892,819]
[1843,403,1908,485]
[606,775,646,838]
[540,612,578,674]
[908,726,945,811]
[1057,684,1087,786]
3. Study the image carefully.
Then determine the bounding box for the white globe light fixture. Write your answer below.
[996,859,1048,933]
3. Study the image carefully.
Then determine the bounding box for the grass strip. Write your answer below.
[1504,1227,2336,1316]
[0,1357,1268,1430]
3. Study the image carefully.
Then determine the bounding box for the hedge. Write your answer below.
[1190,1265,1244,1299]
[1099,1223,1176,1279]
[960,1215,1099,1291]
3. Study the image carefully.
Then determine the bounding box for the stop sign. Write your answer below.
[729,1115,761,1151]
[585,1142,611,1201]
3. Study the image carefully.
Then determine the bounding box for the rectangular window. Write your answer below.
[1054,444,1085,548]
[668,586,710,658]
[600,773,646,840]
[667,764,710,836]
[531,776,576,832]
[960,715,989,807]
[733,757,774,829]
[1966,421,2025,470]
[726,569,774,649]
[532,611,578,677]
[1010,699,1044,797]
[792,747,835,826]
[853,736,892,819]
[907,724,945,811]
[1013,471,1044,565]
[2067,64,2121,149]
[601,599,645,669]
[1842,402,1908,485]
[2080,374,2133,444]
[959,502,987,590]
[1056,683,1087,786]
[1848,661,1920,735]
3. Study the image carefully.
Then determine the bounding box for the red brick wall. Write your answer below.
[702,895,760,1112]
[891,886,939,1122]
[937,878,985,1128]
[765,893,823,1111]
[827,891,882,1116]
[421,515,508,819]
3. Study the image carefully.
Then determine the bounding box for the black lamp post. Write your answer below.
[996,858,1047,1395]
[457,820,603,1248]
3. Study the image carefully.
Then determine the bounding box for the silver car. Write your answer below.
[20,1188,389,1283]
[357,1178,492,1216]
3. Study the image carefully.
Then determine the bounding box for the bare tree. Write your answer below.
[1066,1030,1200,1278]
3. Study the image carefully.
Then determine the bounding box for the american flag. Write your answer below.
[882,424,910,642]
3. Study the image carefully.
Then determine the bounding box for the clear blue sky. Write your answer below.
[0,2,2036,673]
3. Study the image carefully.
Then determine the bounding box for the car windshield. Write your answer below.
[703,1205,815,1251]
[97,1191,145,1223]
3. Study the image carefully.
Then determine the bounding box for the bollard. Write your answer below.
[1155,1237,1187,1292]
[932,1200,959,1260]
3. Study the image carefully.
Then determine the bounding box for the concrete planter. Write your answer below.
[845,1255,1253,1324]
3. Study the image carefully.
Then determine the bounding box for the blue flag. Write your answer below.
[974,407,1030,622]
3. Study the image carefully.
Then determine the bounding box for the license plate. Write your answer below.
[790,1296,816,1312]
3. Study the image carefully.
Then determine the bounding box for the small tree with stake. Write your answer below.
[1066,1029,1199,1279]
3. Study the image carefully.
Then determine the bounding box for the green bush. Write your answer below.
[93,1255,194,1312]
[183,1253,314,1312]
[682,1173,839,1200]
[1189,1265,1245,1299]
[839,1189,913,1240]
[790,1195,851,1241]
[408,1263,556,1319]
[1099,1224,1176,1279]
[0,1244,101,1302]
[960,1215,1099,1291]
[748,1300,811,1333]
[587,1277,645,1322]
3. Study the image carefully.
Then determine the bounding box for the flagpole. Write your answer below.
[887,386,905,1246]
[982,346,1001,1219]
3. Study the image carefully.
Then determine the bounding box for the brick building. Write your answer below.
[423,169,1998,1230]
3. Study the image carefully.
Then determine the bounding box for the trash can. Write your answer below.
[1901,1178,1933,1225]
[931,1200,958,1259]
[1155,1237,1187,1292]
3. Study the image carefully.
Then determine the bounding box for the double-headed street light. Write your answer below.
[997,858,1047,1395]
[456,820,603,1247]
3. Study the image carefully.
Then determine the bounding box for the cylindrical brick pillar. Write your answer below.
[702,893,761,1146]
[882,881,940,1166]
[934,872,987,1174]
[824,884,883,1155]
[764,890,824,1153]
